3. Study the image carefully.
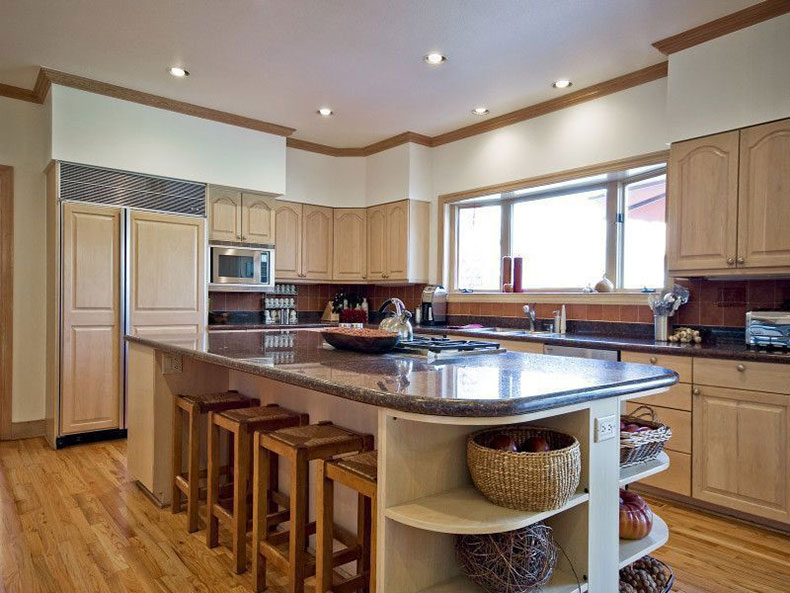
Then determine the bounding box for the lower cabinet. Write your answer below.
[692,385,789,524]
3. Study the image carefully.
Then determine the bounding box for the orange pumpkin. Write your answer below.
[619,489,653,540]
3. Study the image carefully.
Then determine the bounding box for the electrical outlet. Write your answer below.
[162,353,183,375]
[595,414,618,442]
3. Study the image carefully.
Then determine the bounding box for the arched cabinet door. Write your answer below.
[667,130,740,274]
[274,201,303,280]
[301,205,333,280]
[333,208,367,281]
[242,193,275,245]
[208,188,242,242]
[737,119,790,269]
[366,204,387,280]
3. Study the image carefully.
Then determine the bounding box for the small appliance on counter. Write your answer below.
[420,285,447,326]
[746,311,790,348]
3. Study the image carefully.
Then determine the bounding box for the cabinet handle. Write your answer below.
[727,257,735,265]
[736,363,746,372]
[649,356,657,364]
[692,388,701,396]
[237,234,243,240]
[737,256,745,265]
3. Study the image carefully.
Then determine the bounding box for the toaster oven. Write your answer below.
[745,311,790,348]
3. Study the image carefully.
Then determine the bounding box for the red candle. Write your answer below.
[513,257,523,292]
[501,256,513,291]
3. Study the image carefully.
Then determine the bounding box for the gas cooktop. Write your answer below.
[392,336,505,358]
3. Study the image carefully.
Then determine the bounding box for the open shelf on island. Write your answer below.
[385,486,589,535]
[618,513,668,569]
[417,569,588,593]
[619,452,670,487]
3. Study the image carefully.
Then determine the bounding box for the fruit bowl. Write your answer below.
[321,327,400,354]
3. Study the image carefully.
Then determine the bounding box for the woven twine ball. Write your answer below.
[455,524,557,593]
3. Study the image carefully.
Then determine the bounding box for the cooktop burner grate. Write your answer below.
[394,337,502,353]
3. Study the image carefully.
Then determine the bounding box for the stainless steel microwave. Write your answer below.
[210,245,275,289]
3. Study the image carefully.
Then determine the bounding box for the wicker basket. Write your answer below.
[467,426,581,512]
[620,555,674,593]
[620,406,672,468]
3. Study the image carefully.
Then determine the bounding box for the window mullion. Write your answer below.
[605,181,619,287]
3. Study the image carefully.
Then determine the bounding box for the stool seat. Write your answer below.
[265,423,367,459]
[334,451,378,483]
[180,390,252,413]
[219,404,303,427]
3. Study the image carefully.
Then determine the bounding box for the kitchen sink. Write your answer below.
[466,327,558,337]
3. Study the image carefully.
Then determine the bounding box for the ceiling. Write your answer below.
[0,0,759,147]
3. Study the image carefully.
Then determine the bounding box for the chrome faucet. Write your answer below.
[523,304,537,332]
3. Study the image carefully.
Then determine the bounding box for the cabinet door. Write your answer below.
[667,131,739,273]
[385,201,409,280]
[737,119,790,269]
[367,204,387,280]
[274,201,302,279]
[693,385,789,523]
[208,188,242,242]
[302,205,333,280]
[60,202,122,434]
[241,193,275,245]
[129,211,205,337]
[333,208,367,281]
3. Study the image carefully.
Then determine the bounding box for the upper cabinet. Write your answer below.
[302,205,333,281]
[367,200,429,283]
[274,201,303,280]
[737,120,790,269]
[333,208,367,281]
[667,118,790,276]
[208,187,275,244]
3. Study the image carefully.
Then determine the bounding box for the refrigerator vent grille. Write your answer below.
[59,162,206,216]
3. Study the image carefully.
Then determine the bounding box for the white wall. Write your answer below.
[668,13,790,142]
[284,148,366,207]
[365,144,411,205]
[0,97,48,423]
[408,144,433,201]
[51,85,287,194]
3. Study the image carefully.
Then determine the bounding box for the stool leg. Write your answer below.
[288,449,309,593]
[358,493,372,593]
[316,461,334,593]
[233,426,250,574]
[370,495,377,593]
[252,437,270,593]
[171,401,183,514]
[206,414,220,548]
[187,406,201,533]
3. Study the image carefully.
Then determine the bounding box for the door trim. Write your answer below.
[0,165,13,440]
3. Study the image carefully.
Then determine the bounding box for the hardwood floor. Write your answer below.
[0,438,788,593]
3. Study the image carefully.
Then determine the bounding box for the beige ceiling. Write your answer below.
[0,0,758,146]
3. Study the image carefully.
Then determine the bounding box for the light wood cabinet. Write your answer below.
[301,205,333,280]
[274,201,303,280]
[241,192,275,244]
[333,208,367,281]
[128,211,205,336]
[208,187,275,244]
[667,130,740,273]
[737,119,790,269]
[366,200,429,283]
[60,202,122,435]
[693,385,789,523]
[208,187,242,242]
[667,118,790,275]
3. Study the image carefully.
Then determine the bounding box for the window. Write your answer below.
[449,164,667,292]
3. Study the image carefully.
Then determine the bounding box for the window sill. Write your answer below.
[447,291,652,306]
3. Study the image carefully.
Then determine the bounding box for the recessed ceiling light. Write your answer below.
[424,52,447,65]
[317,107,333,117]
[552,79,572,89]
[168,66,189,78]
[471,107,490,116]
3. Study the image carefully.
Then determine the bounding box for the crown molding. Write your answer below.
[652,0,790,55]
[286,138,366,157]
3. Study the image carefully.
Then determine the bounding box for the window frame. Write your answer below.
[446,163,667,294]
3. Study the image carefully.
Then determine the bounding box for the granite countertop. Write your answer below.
[208,323,333,331]
[126,329,677,417]
[416,326,790,364]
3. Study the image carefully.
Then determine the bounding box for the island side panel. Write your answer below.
[126,343,231,504]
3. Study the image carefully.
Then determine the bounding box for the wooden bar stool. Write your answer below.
[172,390,256,533]
[252,422,374,593]
[206,404,308,574]
[316,450,378,593]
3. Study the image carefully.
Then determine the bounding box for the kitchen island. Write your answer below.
[125,328,677,593]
